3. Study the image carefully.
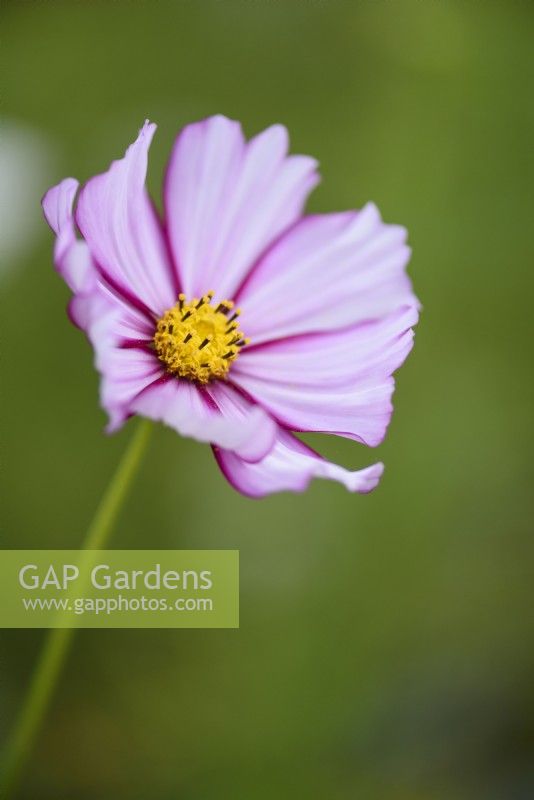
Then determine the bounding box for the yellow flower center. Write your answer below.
[154,292,249,384]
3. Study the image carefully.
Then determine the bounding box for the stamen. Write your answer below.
[215,300,234,314]
[154,294,249,384]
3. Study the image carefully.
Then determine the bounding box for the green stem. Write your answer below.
[1,419,153,798]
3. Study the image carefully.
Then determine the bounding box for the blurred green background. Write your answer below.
[2,1,533,798]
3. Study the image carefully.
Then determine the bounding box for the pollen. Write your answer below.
[154,292,250,384]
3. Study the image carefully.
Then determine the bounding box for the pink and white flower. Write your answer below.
[43,116,418,497]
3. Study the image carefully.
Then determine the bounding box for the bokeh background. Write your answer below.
[2,1,534,798]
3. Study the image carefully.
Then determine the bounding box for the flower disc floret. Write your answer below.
[154,292,249,384]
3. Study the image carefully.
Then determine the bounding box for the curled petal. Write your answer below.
[42,177,94,294]
[89,304,163,432]
[129,378,276,462]
[214,428,384,497]
[76,122,177,317]
[43,175,161,429]
[164,114,319,299]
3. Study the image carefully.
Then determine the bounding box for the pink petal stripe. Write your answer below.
[232,374,395,447]
[237,204,417,344]
[129,378,277,461]
[214,427,384,497]
[236,305,418,387]
[164,115,319,299]
[231,305,417,446]
[42,179,162,429]
[76,122,177,318]
[84,292,164,432]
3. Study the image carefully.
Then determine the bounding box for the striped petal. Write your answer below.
[214,428,384,497]
[164,115,319,299]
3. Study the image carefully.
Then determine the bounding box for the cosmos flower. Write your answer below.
[42,116,418,497]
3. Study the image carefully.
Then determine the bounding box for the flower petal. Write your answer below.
[232,305,417,446]
[236,305,417,386]
[164,115,319,299]
[84,293,163,432]
[76,122,177,318]
[214,428,384,497]
[237,204,417,343]
[129,378,277,462]
[43,175,159,429]
[42,177,94,294]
